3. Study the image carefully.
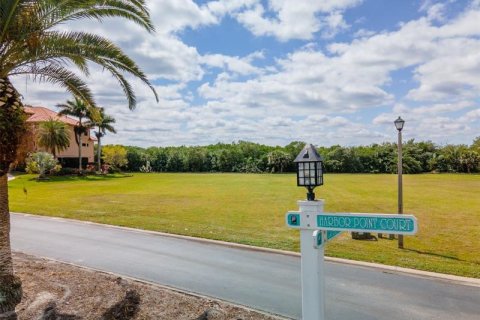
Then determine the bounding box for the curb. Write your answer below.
[12,212,480,288]
[13,251,291,320]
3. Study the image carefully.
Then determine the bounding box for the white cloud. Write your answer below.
[235,0,361,41]
[148,0,218,34]
[206,0,258,17]
[321,11,350,39]
[200,51,264,75]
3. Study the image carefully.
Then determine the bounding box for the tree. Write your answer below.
[472,137,480,152]
[57,97,93,172]
[459,150,480,173]
[267,150,292,173]
[102,145,128,171]
[0,1,157,317]
[86,108,116,171]
[37,119,70,158]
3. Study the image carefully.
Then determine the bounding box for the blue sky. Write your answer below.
[14,0,480,147]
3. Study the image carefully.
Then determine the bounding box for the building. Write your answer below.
[24,106,96,167]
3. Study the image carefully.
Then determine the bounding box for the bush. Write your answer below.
[55,167,78,176]
[25,160,39,174]
[102,145,128,171]
[26,152,57,178]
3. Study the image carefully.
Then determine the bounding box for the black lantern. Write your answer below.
[394,116,405,131]
[294,144,324,201]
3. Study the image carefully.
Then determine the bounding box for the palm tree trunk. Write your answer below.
[0,175,22,319]
[97,136,102,172]
[0,78,23,318]
[78,131,82,172]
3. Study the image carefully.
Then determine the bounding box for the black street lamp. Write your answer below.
[294,144,324,201]
[394,116,405,249]
[394,116,405,131]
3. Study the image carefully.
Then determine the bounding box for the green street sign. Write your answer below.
[316,213,417,235]
[286,212,301,227]
[286,211,418,235]
[314,230,342,247]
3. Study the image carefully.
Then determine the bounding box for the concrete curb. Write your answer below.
[13,251,291,320]
[12,212,480,288]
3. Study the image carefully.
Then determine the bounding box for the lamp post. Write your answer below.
[294,144,326,319]
[294,144,324,201]
[394,116,405,249]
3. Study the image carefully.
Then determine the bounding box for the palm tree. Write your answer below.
[86,108,116,171]
[57,97,92,171]
[37,119,70,158]
[0,1,157,317]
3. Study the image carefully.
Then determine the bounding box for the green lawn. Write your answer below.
[8,173,480,278]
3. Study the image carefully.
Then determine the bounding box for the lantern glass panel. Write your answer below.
[309,165,316,181]
[299,178,304,185]
[303,164,310,177]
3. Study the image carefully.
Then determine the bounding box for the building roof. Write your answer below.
[24,106,79,126]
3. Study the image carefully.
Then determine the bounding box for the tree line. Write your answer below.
[102,138,480,174]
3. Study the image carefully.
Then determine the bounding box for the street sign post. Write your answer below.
[286,203,418,320]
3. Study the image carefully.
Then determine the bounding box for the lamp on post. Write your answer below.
[394,116,405,249]
[294,144,324,201]
[293,144,326,319]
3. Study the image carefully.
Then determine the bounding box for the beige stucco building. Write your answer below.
[24,106,96,167]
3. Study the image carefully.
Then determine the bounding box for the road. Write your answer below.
[11,213,480,319]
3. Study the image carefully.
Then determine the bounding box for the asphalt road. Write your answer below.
[11,213,480,319]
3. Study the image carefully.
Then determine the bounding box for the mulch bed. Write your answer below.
[12,252,285,320]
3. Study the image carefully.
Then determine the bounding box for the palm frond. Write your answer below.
[17,64,96,108]
[2,0,158,109]
[38,0,154,32]
[0,0,22,44]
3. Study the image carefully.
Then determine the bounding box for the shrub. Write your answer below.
[102,145,128,171]
[26,152,57,178]
[55,167,78,176]
[25,160,39,174]
[139,160,153,173]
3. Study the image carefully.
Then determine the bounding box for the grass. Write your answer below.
[8,173,480,278]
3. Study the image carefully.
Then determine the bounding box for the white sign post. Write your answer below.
[298,200,326,320]
[286,201,418,320]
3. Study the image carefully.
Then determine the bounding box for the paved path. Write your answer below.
[11,214,480,319]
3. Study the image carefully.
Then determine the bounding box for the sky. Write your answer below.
[12,0,480,148]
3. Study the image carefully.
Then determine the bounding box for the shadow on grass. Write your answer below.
[405,248,479,265]
[29,174,133,183]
